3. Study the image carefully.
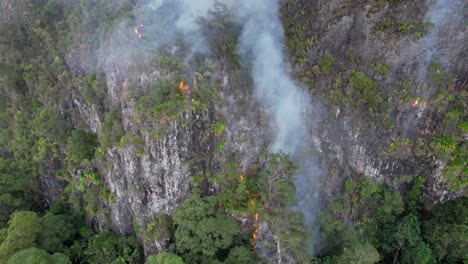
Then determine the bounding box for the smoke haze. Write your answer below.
[104,0,322,255]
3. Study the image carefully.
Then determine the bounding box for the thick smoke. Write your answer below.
[100,0,228,69]
[237,0,310,153]
[236,0,321,253]
[107,0,321,254]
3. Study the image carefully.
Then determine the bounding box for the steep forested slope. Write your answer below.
[0,0,466,263]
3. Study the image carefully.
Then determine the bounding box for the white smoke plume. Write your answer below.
[416,0,464,83]
[237,0,310,153]
[106,0,322,254]
[236,0,322,254]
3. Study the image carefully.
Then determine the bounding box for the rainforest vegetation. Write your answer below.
[0,0,466,263]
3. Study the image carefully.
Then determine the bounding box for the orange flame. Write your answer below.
[240,174,245,181]
[255,213,259,221]
[179,81,189,94]
[252,228,259,246]
[134,24,144,39]
[250,200,255,207]
[413,98,419,107]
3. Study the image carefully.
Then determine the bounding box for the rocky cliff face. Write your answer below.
[5,0,462,256]
[287,0,466,201]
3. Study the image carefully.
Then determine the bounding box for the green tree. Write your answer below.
[84,233,143,264]
[173,189,238,262]
[0,211,41,262]
[99,109,124,149]
[333,243,380,264]
[66,130,97,163]
[195,215,238,256]
[144,214,174,245]
[318,53,335,74]
[146,252,184,264]
[400,241,434,264]
[7,248,52,264]
[38,211,79,252]
[0,158,37,227]
[33,108,69,144]
[423,197,467,262]
[7,248,71,264]
[224,247,256,264]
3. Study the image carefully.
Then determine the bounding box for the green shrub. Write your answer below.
[213,121,225,136]
[457,120,468,133]
[349,71,383,110]
[374,62,391,76]
[428,62,455,90]
[82,73,107,106]
[66,130,97,163]
[144,214,174,243]
[99,109,124,149]
[432,134,457,153]
[318,53,335,74]
[216,140,226,152]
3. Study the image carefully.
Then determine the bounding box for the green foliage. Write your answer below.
[197,3,242,70]
[281,0,315,64]
[319,177,404,253]
[7,248,71,264]
[195,215,238,256]
[216,141,226,152]
[223,247,256,264]
[0,158,37,227]
[400,241,434,264]
[423,197,468,263]
[378,214,435,263]
[432,134,457,154]
[146,252,184,264]
[213,121,225,136]
[99,109,124,149]
[373,62,391,77]
[318,53,335,74]
[406,176,425,213]
[428,62,455,90]
[34,108,69,144]
[38,211,79,253]
[212,161,259,214]
[0,211,41,262]
[82,72,107,106]
[346,48,361,63]
[136,78,185,122]
[333,243,380,264]
[348,71,383,111]
[458,120,468,132]
[144,214,174,243]
[375,17,430,39]
[66,130,98,163]
[84,233,143,264]
[83,187,99,216]
[258,152,298,207]
[7,247,69,264]
[173,189,238,261]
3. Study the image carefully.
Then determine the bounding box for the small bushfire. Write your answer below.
[179,81,189,94]
[238,171,261,251]
[412,98,427,110]
[134,24,144,39]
